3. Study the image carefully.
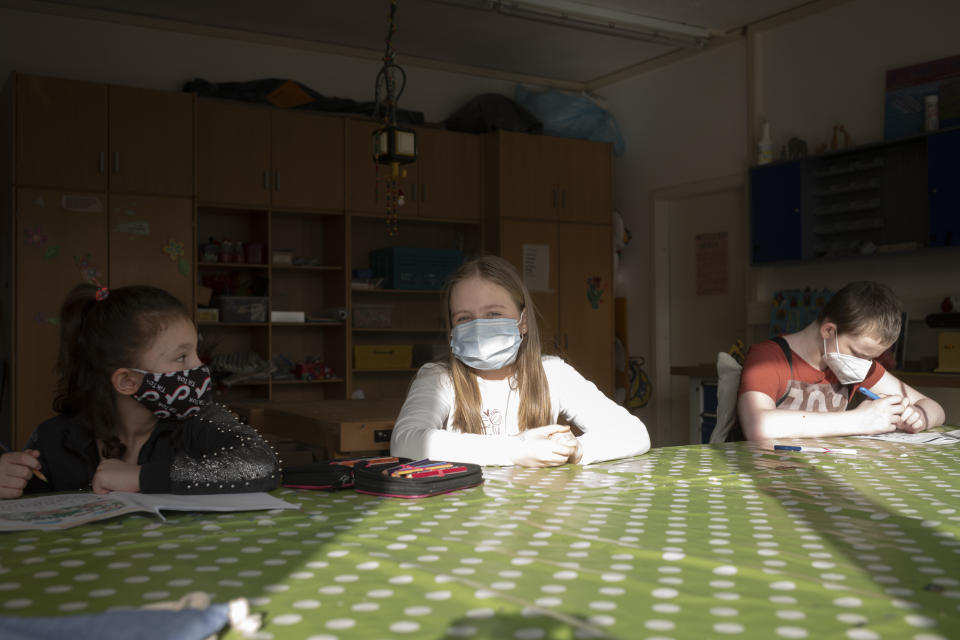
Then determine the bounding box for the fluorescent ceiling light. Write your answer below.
[429,0,715,48]
[511,0,714,39]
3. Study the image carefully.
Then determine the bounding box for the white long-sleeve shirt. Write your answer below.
[390,356,651,465]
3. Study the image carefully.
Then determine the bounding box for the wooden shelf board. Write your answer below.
[272,378,346,385]
[352,368,419,373]
[351,287,444,294]
[198,322,269,327]
[271,265,343,271]
[352,328,444,333]
[197,202,270,211]
[198,262,268,269]
[273,322,345,328]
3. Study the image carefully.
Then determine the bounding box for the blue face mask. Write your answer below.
[450,313,524,371]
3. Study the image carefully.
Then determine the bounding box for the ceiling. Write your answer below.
[14,0,819,88]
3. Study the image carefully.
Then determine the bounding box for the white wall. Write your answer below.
[756,0,960,152]
[600,42,748,428]
[0,7,517,123]
[603,0,960,431]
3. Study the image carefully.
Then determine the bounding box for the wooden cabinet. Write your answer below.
[556,137,613,224]
[6,73,493,441]
[500,219,559,353]
[197,207,348,405]
[347,214,482,400]
[415,127,481,221]
[197,101,272,206]
[108,195,194,307]
[16,74,194,196]
[108,86,194,196]
[497,219,614,395]
[271,111,345,211]
[493,131,611,224]
[488,131,615,396]
[16,75,108,191]
[7,74,197,445]
[14,188,108,444]
[497,132,556,220]
[348,120,481,221]
[198,99,344,210]
[558,222,614,394]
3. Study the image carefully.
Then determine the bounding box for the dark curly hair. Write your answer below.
[53,283,192,459]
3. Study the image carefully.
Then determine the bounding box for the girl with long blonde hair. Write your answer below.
[390,255,649,467]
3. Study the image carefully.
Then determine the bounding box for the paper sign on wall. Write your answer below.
[695,231,728,296]
[522,244,550,292]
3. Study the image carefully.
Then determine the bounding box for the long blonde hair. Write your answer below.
[441,255,551,434]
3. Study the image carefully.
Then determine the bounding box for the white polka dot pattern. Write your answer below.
[1,439,958,637]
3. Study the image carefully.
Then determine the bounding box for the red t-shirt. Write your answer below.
[739,339,886,412]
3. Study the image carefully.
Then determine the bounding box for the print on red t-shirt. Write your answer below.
[739,339,886,413]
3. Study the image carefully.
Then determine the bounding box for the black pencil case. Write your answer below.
[352,459,484,498]
[282,456,400,490]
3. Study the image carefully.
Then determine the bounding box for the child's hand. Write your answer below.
[92,459,142,494]
[0,449,41,499]
[549,430,583,464]
[511,425,577,467]
[854,394,905,434]
[897,401,926,433]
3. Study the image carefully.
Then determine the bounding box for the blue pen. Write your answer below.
[858,387,880,400]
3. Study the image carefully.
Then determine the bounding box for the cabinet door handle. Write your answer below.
[274,170,279,191]
[98,152,105,174]
[113,151,120,174]
[411,183,417,201]
[421,183,427,202]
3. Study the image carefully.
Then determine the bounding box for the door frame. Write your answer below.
[649,172,745,445]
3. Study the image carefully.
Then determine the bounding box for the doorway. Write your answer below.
[651,175,745,446]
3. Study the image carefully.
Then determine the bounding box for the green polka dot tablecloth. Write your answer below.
[2,438,959,639]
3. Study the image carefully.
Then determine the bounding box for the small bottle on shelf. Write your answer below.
[219,239,233,265]
[757,121,773,165]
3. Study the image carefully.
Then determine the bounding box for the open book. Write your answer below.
[0,491,299,531]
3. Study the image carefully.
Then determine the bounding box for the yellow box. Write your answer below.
[195,307,219,323]
[353,345,412,370]
[935,331,960,373]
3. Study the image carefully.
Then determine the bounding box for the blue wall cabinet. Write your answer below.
[749,161,803,263]
[927,128,960,247]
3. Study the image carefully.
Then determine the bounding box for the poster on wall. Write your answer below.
[695,231,727,296]
[521,244,550,292]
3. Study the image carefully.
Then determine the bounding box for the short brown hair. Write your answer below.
[818,281,902,345]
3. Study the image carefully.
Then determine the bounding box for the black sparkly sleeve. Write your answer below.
[140,404,280,494]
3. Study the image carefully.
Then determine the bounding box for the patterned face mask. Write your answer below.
[130,364,212,420]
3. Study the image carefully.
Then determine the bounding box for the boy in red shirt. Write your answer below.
[738,281,945,440]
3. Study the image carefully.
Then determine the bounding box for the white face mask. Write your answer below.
[450,313,524,371]
[822,334,872,384]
